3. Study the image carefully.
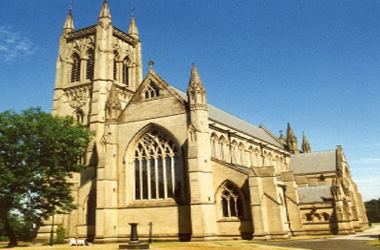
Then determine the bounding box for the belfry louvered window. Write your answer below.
[134,129,181,200]
[122,57,130,86]
[71,53,81,83]
[86,49,94,80]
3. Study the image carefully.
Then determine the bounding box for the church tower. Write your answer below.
[49,1,143,240]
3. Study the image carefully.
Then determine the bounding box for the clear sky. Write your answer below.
[1,0,379,201]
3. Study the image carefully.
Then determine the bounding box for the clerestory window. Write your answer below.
[134,128,181,200]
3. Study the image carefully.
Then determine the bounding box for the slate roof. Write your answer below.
[290,150,337,174]
[170,86,283,148]
[297,185,333,203]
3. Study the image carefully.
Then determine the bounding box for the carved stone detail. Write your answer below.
[65,85,91,108]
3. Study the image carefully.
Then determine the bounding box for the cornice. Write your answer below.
[67,25,97,40]
[113,27,139,46]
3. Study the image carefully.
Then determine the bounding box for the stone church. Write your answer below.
[38,1,368,242]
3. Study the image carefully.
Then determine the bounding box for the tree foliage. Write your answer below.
[365,198,380,223]
[0,108,91,247]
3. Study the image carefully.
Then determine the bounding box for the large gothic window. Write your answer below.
[220,182,244,218]
[86,49,94,80]
[134,128,181,200]
[71,53,81,83]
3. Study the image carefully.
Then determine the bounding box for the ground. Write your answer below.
[1,225,379,250]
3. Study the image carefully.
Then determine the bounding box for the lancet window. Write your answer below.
[71,53,81,83]
[220,182,244,218]
[74,109,84,124]
[134,128,181,200]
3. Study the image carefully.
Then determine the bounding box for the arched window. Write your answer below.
[71,53,81,83]
[210,133,218,158]
[238,143,245,166]
[86,49,94,80]
[231,141,237,164]
[74,109,84,124]
[122,57,130,86]
[144,82,160,99]
[220,182,245,218]
[219,136,227,161]
[134,128,181,200]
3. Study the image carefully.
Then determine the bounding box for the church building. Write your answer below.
[38,1,368,242]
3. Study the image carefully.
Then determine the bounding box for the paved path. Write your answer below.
[258,225,380,250]
[330,225,380,241]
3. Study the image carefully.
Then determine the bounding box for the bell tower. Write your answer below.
[52,1,142,127]
[49,1,143,240]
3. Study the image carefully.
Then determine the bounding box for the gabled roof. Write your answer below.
[171,86,283,148]
[290,150,337,174]
[298,185,333,203]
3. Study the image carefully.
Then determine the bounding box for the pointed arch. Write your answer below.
[231,140,238,164]
[237,142,246,166]
[210,133,219,158]
[219,136,228,161]
[126,124,183,201]
[73,109,85,124]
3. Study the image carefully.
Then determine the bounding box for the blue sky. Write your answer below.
[0,0,379,201]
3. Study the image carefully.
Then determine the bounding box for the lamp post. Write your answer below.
[49,213,55,246]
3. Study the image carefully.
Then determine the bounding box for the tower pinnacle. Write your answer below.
[286,123,299,153]
[188,64,207,111]
[128,16,139,39]
[63,9,75,33]
[302,132,311,153]
[99,0,112,19]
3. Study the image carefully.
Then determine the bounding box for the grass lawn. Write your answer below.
[0,241,309,250]
[367,239,380,248]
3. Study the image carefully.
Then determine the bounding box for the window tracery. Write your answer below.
[220,182,244,218]
[134,128,181,200]
[144,82,160,99]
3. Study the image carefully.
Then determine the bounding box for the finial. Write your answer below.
[131,7,136,18]
[69,0,73,13]
[148,61,154,71]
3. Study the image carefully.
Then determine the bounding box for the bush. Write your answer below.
[53,224,66,244]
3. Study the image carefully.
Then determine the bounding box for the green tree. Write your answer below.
[0,108,91,247]
[365,198,380,223]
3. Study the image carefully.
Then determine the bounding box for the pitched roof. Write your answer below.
[290,150,337,174]
[170,86,283,148]
[297,185,333,203]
